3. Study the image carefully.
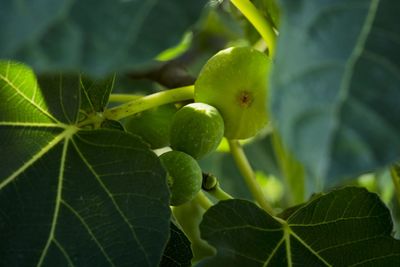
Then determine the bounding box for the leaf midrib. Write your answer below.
[0,64,61,124]
[36,137,71,267]
[326,0,380,175]
[0,128,74,190]
[0,122,63,127]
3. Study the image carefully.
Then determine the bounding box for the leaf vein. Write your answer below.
[53,238,75,267]
[289,231,332,266]
[0,130,69,190]
[316,235,387,254]
[36,136,70,266]
[0,63,60,123]
[349,253,400,266]
[263,237,285,267]
[61,200,116,266]
[327,0,380,176]
[289,213,388,227]
[71,139,152,266]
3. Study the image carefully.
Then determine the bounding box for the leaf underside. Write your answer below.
[200,187,400,266]
[0,61,171,266]
[271,0,400,183]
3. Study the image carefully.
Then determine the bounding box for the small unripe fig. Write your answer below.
[195,46,271,139]
[170,103,224,159]
[125,104,177,149]
[159,151,202,206]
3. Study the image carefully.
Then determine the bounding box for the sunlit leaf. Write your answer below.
[0,61,170,266]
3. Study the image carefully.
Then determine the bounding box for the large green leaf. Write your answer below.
[0,0,70,57]
[0,61,170,266]
[0,0,207,75]
[160,222,193,267]
[200,187,400,266]
[271,0,400,183]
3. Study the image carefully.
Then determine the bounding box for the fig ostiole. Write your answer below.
[170,102,224,159]
[159,151,203,206]
[194,46,271,139]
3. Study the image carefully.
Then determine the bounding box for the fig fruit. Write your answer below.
[159,151,202,206]
[125,104,177,149]
[195,46,271,139]
[170,103,224,159]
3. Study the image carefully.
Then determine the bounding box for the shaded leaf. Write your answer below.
[101,119,125,131]
[200,187,400,266]
[0,0,208,75]
[271,0,400,183]
[160,222,193,267]
[36,74,81,124]
[0,0,70,56]
[80,75,115,114]
[0,61,170,266]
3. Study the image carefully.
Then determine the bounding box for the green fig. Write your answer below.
[170,103,224,159]
[125,104,177,149]
[159,151,202,206]
[195,46,271,139]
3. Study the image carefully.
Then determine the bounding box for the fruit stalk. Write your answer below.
[173,194,216,262]
[194,191,213,210]
[228,139,274,214]
[231,0,277,56]
[202,172,233,201]
[104,85,194,121]
[206,185,233,201]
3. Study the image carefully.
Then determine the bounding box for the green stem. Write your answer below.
[104,85,194,121]
[231,0,277,57]
[172,197,216,262]
[228,140,274,214]
[108,94,142,102]
[207,185,233,201]
[76,112,105,128]
[253,38,268,52]
[202,172,233,201]
[194,191,213,210]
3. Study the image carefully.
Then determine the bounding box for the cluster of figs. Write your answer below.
[126,46,271,206]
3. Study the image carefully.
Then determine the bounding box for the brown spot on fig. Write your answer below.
[237,91,253,108]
